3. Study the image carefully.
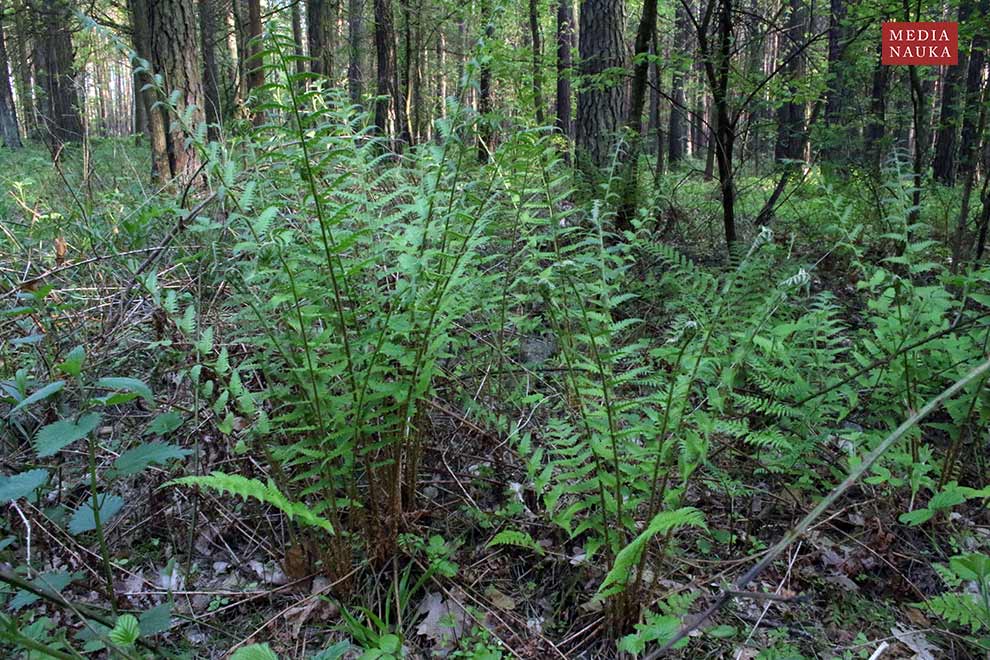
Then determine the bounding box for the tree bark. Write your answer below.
[864,43,889,165]
[554,0,573,139]
[12,0,34,136]
[33,0,83,149]
[576,0,626,170]
[615,0,659,230]
[244,0,263,125]
[0,2,23,149]
[200,0,222,140]
[307,0,333,76]
[291,1,306,78]
[822,0,846,162]
[374,0,399,143]
[773,0,806,164]
[348,0,364,104]
[146,0,205,180]
[667,2,689,164]
[957,0,988,182]
[130,0,173,178]
[932,0,973,185]
[478,0,493,161]
[528,0,545,125]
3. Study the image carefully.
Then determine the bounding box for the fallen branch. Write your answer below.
[644,355,990,657]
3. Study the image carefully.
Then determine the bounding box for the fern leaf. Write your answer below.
[166,472,334,534]
[596,507,705,600]
[486,530,545,555]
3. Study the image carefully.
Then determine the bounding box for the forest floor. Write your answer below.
[2,138,989,660]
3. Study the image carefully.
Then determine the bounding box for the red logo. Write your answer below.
[882,22,958,65]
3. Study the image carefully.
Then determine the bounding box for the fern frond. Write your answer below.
[166,472,334,534]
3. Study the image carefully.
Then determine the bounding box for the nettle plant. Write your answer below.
[1,331,185,655]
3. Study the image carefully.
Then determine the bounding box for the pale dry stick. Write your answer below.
[1,247,178,298]
[644,356,990,658]
[9,502,30,568]
[736,540,801,657]
[867,641,890,660]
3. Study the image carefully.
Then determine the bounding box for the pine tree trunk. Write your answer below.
[200,0,222,140]
[12,0,34,136]
[34,0,83,149]
[147,0,205,180]
[773,0,805,164]
[307,0,332,76]
[932,0,974,185]
[823,0,846,162]
[130,0,171,178]
[864,44,889,165]
[957,0,988,181]
[528,0,545,125]
[348,0,364,104]
[576,0,626,170]
[0,3,23,149]
[554,0,573,139]
[374,0,399,142]
[667,2,688,164]
[615,0,658,229]
[478,0,493,161]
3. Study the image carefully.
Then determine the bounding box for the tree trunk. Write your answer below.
[307,0,333,76]
[554,0,573,139]
[478,0,493,161]
[146,0,205,180]
[244,0,263,125]
[957,0,988,182]
[200,0,222,140]
[615,0,659,230]
[932,0,973,185]
[33,0,83,149]
[864,44,889,165]
[822,0,846,162]
[373,0,399,142]
[700,0,736,247]
[291,1,306,78]
[528,0,545,125]
[12,0,35,136]
[773,0,805,164]
[576,0,626,170]
[0,3,22,149]
[667,2,689,164]
[348,0,364,104]
[130,0,173,179]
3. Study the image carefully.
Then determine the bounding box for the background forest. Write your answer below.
[1,0,990,656]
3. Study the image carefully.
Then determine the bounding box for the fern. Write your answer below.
[486,530,544,555]
[925,593,989,633]
[596,508,705,600]
[166,472,334,534]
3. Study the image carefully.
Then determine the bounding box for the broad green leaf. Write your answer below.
[9,570,75,610]
[138,603,172,636]
[69,494,126,535]
[34,412,102,458]
[95,377,153,403]
[109,614,140,646]
[0,468,48,503]
[146,411,183,436]
[899,508,934,526]
[9,381,65,414]
[57,346,86,377]
[114,442,190,476]
[230,643,279,660]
